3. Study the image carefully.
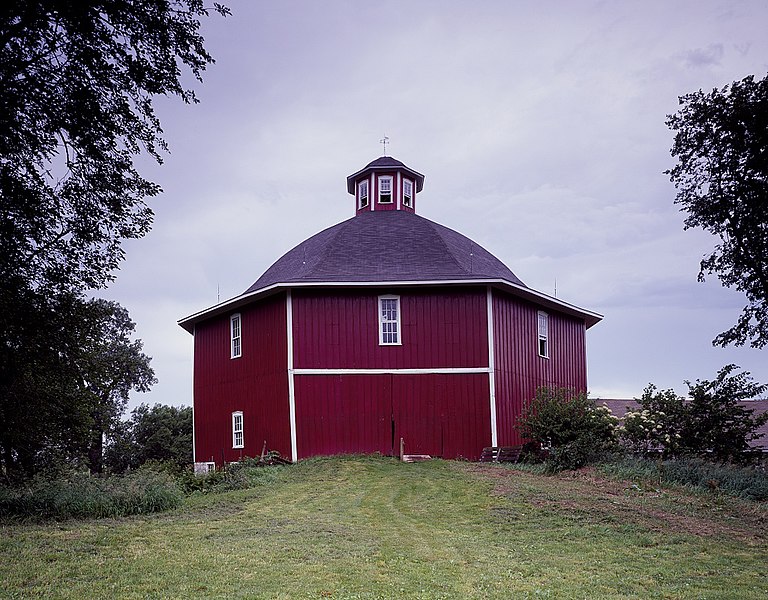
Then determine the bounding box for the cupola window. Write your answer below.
[378,176,392,204]
[358,180,369,208]
[403,179,413,207]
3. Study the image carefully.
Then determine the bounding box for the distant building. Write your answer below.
[179,156,602,466]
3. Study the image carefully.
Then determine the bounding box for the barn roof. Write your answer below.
[245,210,524,293]
[178,155,604,333]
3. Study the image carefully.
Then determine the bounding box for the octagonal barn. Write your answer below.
[179,157,602,466]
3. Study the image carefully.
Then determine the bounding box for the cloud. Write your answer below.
[682,43,725,68]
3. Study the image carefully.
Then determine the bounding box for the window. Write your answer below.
[537,311,549,358]
[230,313,241,359]
[378,176,392,204]
[358,180,369,208]
[403,179,413,207]
[232,411,244,448]
[379,295,401,345]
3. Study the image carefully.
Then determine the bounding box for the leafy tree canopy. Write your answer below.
[0,0,228,294]
[105,403,192,474]
[0,1,226,480]
[666,73,768,348]
[0,297,155,479]
[622,365,768,463]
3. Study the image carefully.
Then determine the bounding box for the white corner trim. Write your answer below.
[369,173,375,211]
[487,287,498,447]
[286,290,297,463]
[191,324,197,463]
[396,171,401,210]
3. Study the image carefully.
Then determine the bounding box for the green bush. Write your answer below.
[517,387,619,472]
[600,456,768,501]
[0,465,183,521]
[619,366,767,464]
[178,457,285,494]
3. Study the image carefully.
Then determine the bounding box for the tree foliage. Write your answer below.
[666,73,768,348]
[620,365,768,464]
[0,1,225,479]
[105,403,192,474]
[0,298,155,479]
[1,0,228,294]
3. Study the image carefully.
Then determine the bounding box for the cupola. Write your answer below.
[346,156,425,215]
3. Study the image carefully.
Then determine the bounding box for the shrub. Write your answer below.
[619,366,767,464]
[178,457,285,494]
[0,465,183,521]
[518,387,619,472]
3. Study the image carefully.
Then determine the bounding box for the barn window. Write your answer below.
[358,180,369,208]
[232,411,244,448]
[378,176,392,204]
[379,295,401,345]
[230,313,242,359]
[403,179,413,207]
[537,311,549,358]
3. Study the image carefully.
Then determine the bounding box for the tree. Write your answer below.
[620,365,768,463]
[104,403,193,474]
[76,300,156,474]
[1,0,229,295]
[0,2,226,479]
[0,297,155,479]
[666,73,768,348]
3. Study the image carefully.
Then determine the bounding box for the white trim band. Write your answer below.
[292,367,491,375]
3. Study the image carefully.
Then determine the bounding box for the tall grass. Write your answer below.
[0,466,183,520]
[599,456,768,501]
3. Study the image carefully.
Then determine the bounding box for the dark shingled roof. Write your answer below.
[365,156,407,168]
[245,210,525,294]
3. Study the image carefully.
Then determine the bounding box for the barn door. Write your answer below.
[391,375,444,458]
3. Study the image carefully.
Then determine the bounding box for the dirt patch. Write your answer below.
[461,463,768,544]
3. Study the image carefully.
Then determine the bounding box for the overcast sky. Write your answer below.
[103,0,768,411]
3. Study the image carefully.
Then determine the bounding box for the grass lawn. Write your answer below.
[1,455,767,599]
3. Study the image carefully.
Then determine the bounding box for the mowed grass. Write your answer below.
[1,456,767,599]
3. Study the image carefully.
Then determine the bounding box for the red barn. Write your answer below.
[179,156,602,467]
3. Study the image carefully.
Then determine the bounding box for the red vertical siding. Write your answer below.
[492,290,587,447]
[294,375,392,458]
[393,374,490,460]
[193,292,290,465]
[293,287,488,369]
[294,373,490,461]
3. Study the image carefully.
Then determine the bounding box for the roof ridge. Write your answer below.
[420,215,472,276]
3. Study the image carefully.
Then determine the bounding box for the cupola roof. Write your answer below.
[346,156,425,194]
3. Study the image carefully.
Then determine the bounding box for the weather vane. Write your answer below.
[380,135,389,156]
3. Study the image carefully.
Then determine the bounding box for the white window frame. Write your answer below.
[537,311,549,358]
[230,313,242,359]
[358,180,369,209]
[378,295,401,345]
[403,179,413,207]
[232,411,244,448]
[378,176,393,204]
